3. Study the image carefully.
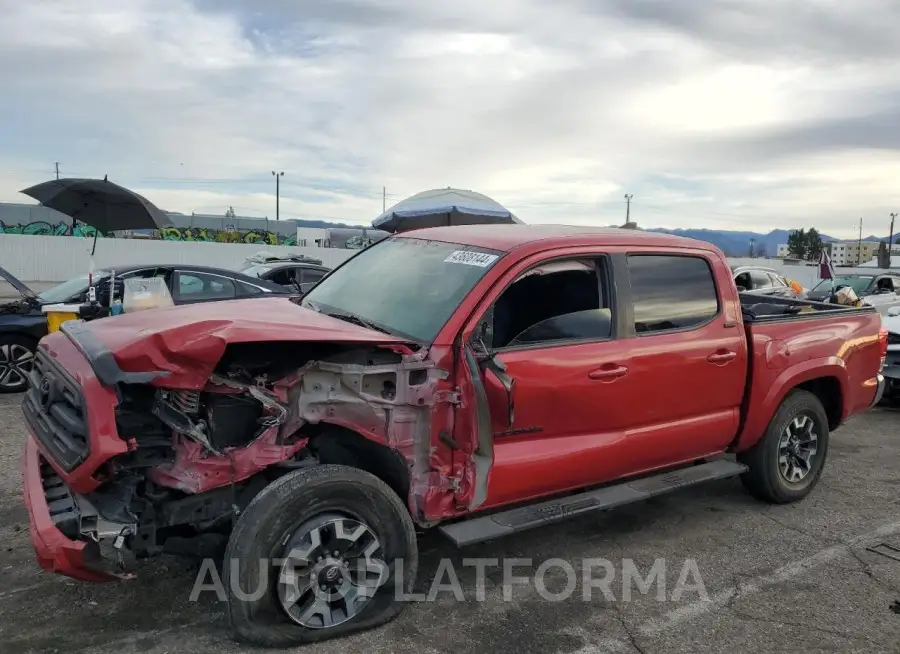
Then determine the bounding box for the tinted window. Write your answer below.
[267,268,296,286]
[177,272,236,300]
[627,255,719,334]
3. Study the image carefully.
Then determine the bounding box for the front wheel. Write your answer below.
[224,465,418,647]
[737,389,830,503]
[0,334,36,393]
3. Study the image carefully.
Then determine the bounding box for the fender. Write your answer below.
[732,356,847,452]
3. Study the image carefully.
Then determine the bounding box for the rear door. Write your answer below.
[616,251,747,472]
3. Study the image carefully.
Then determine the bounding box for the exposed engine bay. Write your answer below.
[48,341,443,577]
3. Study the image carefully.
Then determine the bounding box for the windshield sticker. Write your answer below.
[444,250,499,267]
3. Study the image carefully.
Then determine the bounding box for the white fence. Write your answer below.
[0,235,357,281]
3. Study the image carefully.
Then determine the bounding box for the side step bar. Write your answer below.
[439,459,748,547]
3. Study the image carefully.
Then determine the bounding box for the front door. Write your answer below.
[456,251,639,511]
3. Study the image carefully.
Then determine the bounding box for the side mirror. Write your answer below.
[736,285,748,292]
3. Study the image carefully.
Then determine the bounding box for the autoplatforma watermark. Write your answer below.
[190,556,709,604]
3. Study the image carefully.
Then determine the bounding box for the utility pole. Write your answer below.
[890,212,897,268]
[748,238,756,257]
[272,171,283,220]
[382,186,386,212]
[54,162,59,179]
[858,217,863,266]
[624,194,633,224]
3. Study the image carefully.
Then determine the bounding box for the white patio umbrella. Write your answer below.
[372,187,523,233]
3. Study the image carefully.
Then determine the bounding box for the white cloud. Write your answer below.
[1,0,899,239]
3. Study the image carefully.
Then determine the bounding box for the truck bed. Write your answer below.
[739,292,877,323]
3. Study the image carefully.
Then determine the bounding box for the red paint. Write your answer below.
[148,431,308,494]
[23,224,885,582]
[22,436,115,582]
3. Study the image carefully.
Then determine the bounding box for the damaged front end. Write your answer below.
[27,336,452,580]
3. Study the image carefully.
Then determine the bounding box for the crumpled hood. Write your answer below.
[62,297,416,388]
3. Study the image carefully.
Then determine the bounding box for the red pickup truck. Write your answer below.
[22,225,885,646]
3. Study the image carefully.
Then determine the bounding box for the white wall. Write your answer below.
[0,235,356,281]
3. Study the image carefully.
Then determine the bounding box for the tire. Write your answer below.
[224,464,418,648]
[0,334,36,394]
[738,389,830,504]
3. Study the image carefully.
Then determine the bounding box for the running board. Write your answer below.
[439,459,748,547]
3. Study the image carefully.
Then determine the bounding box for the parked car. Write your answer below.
[241,259,331,293]
[0,264,292,393]
[732,265,798,297]
[805,272,900,313]
[21,225,886,646]
[880,305,900,399]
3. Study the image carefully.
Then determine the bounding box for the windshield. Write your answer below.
[301,237,504,342]
[37,270,110,304]
[241,264,274,278]
[811,276,872,294]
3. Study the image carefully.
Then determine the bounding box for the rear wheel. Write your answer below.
[738,389,830,503]
[224,465,417,647]
[0,334,36,393]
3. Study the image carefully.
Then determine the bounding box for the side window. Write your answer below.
[876,277,895,293]
[749,270,773,289]
[768,273,788,287]
[627,255,719,334]
[299,268,327,284]
[236,280,264,296]
[268,268,296,286]
[487,257,612,349]
[734,272,751,290]
[176,272,236,300]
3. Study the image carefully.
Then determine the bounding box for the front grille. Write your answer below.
[39,456,80,539]
[889,333,900,346]
[22,349,90,472]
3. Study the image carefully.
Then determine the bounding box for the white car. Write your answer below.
[881,306,900,398]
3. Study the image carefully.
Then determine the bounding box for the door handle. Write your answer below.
[589,365,628,380]
[707,350,737,363]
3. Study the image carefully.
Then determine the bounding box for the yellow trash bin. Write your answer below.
[42,303,82,333]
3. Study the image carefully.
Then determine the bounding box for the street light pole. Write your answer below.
[272,171,284,220]
[890,212,897,268]
[624,194,633,224]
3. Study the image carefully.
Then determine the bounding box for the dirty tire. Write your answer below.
[0,334,36,394]
[738,389,830,504]
[224,464,418,648]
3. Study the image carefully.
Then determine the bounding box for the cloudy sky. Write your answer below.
[1,0,899,238]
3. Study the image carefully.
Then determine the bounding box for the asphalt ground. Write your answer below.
[1,391,900,653]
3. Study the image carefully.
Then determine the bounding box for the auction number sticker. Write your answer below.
[444,250,499,267]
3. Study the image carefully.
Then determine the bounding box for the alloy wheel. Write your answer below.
[0,344,34,389]
[777,414,819,483]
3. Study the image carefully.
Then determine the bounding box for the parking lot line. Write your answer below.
[582,517,900,653]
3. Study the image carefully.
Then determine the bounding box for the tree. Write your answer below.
[786,228,824,261]
[787,228,807,259]
[806,228,824,260]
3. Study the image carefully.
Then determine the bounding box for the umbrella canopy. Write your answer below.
[19,177,172,233]
[372,187,522,233]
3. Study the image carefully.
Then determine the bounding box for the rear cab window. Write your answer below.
[626,254,720,334]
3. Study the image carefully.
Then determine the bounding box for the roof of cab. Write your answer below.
[393,223,719,254]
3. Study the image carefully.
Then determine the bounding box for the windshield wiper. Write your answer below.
[324,309,393,335]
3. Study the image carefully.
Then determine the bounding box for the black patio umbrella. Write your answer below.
[20,177,172,253]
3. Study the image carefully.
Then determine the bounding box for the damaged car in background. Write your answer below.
[22,226,886,647]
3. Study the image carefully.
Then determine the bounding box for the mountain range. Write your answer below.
[284,217,897,257]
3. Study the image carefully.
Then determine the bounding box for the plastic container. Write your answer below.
[41,303,82,333]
